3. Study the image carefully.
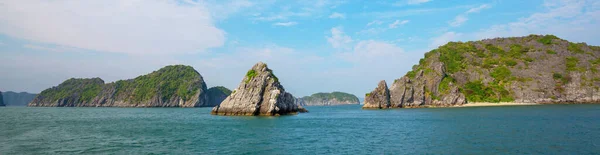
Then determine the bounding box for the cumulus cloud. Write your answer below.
[0,0,225,54]
[329,12,346,19]
[389,20,410,28]
[327,27,353,49]
[273,22,298,26]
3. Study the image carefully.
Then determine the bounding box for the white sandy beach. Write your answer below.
[455,102,539,107]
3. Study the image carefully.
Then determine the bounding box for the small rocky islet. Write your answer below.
[364,35,600,109]
[211,62,308,116]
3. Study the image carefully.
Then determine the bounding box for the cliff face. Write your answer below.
[29,65,210,107]
[206,86,231,107]
[211,62,307,116]
[2,91,37,106]
[0,91,5,106]
[364,35,600,108]
[363,81,391,109]
[299,92,359,106]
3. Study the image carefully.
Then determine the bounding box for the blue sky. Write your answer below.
[1,0,599,97]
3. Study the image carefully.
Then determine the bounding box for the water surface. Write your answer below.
[1,104,599,154]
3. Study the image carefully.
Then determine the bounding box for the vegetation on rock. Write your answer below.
[378,34,600,107]
[301,92,359,106]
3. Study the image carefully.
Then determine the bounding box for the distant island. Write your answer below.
[206,86,232,107]
[0,91,4,106]
[297,92,359,106]
[364,35,600,109]
[1,91,37,106]
[29,65,229,107]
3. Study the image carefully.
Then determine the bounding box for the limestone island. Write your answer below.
[211,62,308,116]
[364,35,600,109]
[28,65,228,107]
[296,92,360,106]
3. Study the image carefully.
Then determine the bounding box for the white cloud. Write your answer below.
[389,20,410,28]
[204,0,255,20]
[367,20,384,26]
[466,4,491,13]
[473,0,600,44]
[327,27,353,49]
[339,40,404,63]
[273,22,298,26]
[329,12,346,19]
[449,15,468,27]
[430,32,463,48]
[407,0,433,5]
[448,4,491,27]
[394,0,433,6]
[0,0,225,54]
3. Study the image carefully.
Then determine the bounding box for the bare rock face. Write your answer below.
[211,62,307,116]
[362,80,391,109]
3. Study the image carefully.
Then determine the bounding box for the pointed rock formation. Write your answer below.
[211,62,307,116]
[362,80,391,109]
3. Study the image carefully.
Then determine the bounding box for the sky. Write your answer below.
[0,0,599,97]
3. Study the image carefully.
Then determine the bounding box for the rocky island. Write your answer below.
[364,35,600,109]
[211,62,307,116]
[28,65,216,107]
[2,91,37,106]
[297,92,359,106]
[206,86,232,107]
[0,91,5,106]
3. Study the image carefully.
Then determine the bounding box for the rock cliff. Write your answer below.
[299,92,359,106]
[363,81,391,109]
[364,35,600,108]
[206,86,231,107]
[211,62,307,116]
[2,91,37,106]
[29,65,210,107]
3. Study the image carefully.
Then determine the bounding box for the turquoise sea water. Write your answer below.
[1,104,599,154]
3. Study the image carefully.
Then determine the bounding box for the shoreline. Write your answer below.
[454,102,538,107]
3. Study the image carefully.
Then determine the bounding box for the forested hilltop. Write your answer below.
[298,92,359,106]
[364,35,600,109]
[29,65,216,107]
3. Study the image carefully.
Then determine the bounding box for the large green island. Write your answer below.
[364,35,600,109]
[29,65,229,107]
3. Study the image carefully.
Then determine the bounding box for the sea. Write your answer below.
[1,104,599,154]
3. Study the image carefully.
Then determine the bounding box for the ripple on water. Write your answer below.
[1,105,600,154]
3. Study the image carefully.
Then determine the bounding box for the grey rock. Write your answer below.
[211,62,307,116]
[362,80,391,109]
